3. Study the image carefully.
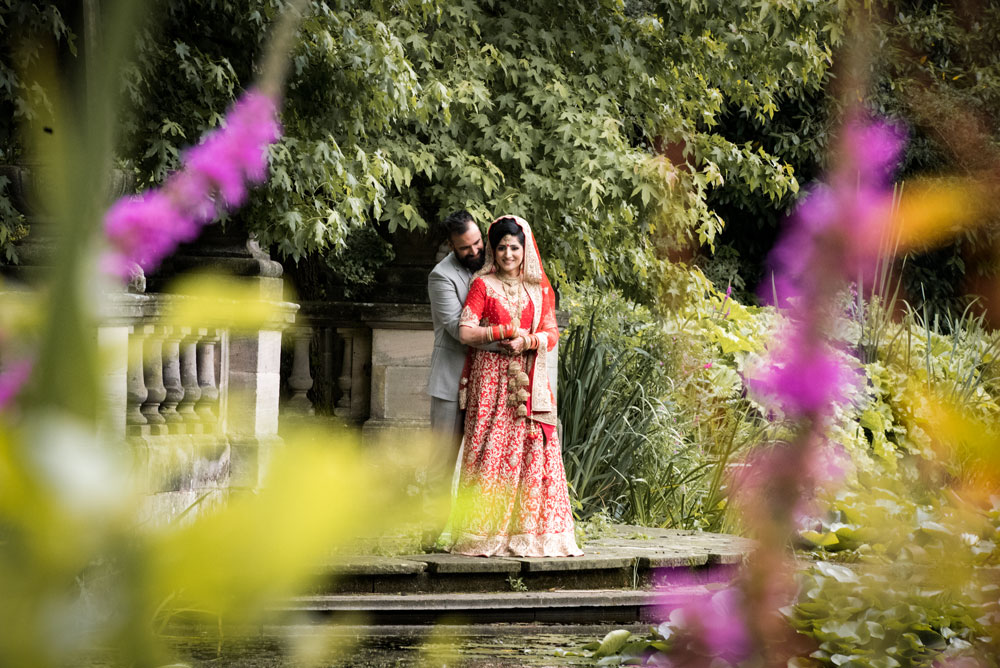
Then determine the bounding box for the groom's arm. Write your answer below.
[428,272,498,351]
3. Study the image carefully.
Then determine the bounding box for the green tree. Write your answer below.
[4,0,846,299]
[701,2,1000,312]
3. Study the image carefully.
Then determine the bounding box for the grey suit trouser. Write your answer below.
[429,397,464,493]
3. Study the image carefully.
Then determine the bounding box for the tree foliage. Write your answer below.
[2,0,847,299]
[704,2,1000,312]
[0,0,78,261]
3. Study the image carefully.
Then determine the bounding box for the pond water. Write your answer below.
[90,623,648,667]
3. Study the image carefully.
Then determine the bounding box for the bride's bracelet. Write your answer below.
[486,324,518,342]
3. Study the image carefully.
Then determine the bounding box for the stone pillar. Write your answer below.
[361,305,433,444]
[178,330,203,431]
[196,333,220,426]
[225,276,298,488]
[333,329,353,419]
[97,324,130,443]
[125,328,148,435]
[347,327,371,423]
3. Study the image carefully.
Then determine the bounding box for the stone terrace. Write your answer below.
[289,525,754,625]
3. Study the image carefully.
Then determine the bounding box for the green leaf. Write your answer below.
[593,629,632,658]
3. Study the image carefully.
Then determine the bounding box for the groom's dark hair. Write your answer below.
[441,210,475,239]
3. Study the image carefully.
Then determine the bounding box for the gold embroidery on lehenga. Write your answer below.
[447,215,582,559]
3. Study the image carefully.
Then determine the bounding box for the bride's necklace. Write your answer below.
[497,272,524,325]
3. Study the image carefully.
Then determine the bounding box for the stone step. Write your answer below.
[311,526,753,595]
[286,587,714,625]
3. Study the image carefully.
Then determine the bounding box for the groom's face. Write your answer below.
[450,222,485,271]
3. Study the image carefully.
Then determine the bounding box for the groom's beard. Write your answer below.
[458,249,486,271]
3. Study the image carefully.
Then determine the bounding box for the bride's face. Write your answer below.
[495,234,524,276]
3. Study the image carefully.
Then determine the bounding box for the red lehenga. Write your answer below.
[449,216,582,558]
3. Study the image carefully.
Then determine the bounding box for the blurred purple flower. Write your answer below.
[841,118,907,188]
[764,118,906,308]
[0,359,32,410]
[662,585,752,664]
[752,117,904,418]
[103,190,196,278]
[102,89,280,280]
[182,91,280,207]
[748,328,857,418]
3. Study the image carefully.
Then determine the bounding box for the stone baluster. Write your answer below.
[126,327,148,434]
[196,332,220,426]
[160,328,184,431]
[177,328,203,432]
[286,326,315,416]
[320,327,335,413]
[334,328,354,418]
[140,326,168,435]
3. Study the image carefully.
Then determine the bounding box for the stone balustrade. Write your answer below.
[96,287,298,522]
[0,160,299,523]
[286,301,435,442]
[284,301,374,425]
[283,301,565,444]
[128,325,222,437]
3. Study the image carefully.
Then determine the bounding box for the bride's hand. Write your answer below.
[499,335,526,354]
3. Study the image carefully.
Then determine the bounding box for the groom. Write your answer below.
[427,210,488,478]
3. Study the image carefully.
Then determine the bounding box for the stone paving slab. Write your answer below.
[638,552,710,568]
[324,556,428,575]
[513,550,635,572]
[409,553,522,574]
[284,588,718,624]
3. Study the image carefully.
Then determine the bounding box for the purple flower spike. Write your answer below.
[842,118,906,187]
[105,191,196,273]
[0,359,33,410]
[102,89,281,280]
[749,329,855,418]
[665,585,753,664]
[182,91,280,207]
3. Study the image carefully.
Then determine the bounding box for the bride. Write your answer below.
[449,215,582,558]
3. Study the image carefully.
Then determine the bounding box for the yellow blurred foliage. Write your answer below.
[146,426,436,623]
[160,273,296,332]
[890,178,986,253]
[902,384,1000,508]
[0,415,445,666]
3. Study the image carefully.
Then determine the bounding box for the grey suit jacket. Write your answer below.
[427,253,480,401]
[426,252,559,404]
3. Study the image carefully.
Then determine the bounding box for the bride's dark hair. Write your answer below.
[488,217,525,250]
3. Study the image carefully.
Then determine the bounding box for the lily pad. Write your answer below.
[593,630,632,658]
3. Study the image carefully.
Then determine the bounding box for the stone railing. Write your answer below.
[0,161,301,522]
[282,301,564,443]
[98,288,298,522]
[282,301,432,442]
